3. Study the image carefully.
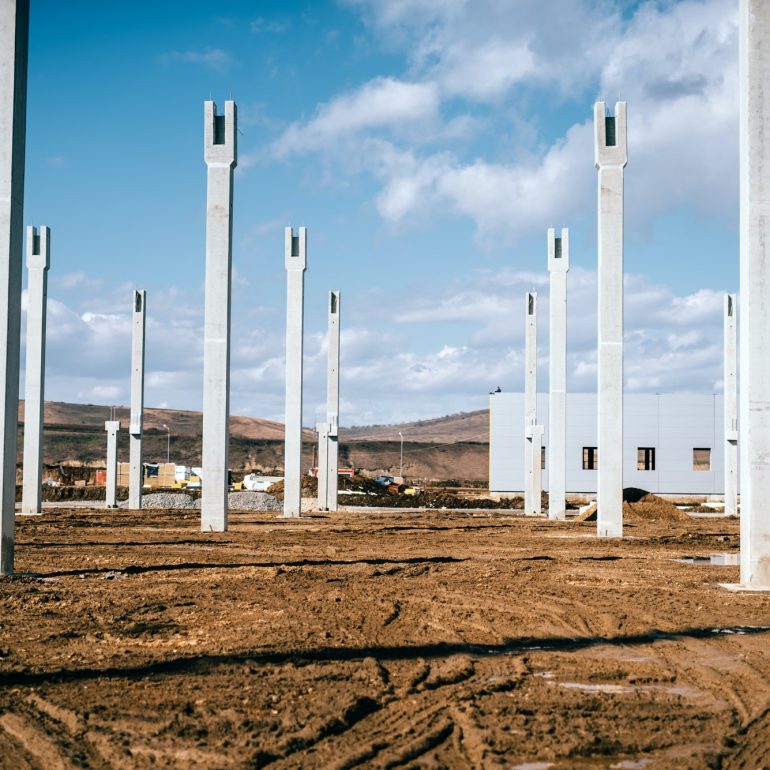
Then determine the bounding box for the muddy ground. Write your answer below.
[0,508,769,769]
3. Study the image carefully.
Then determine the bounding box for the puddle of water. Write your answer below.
[557,682,634,694]
[675,553,739,566]
[612,761,653,769]
[511,763,552,770]
[534,671,555,679]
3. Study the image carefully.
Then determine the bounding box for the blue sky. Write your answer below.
[22,0,739,428]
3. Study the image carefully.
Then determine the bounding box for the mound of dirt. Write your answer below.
[575,491,690,524]
[625,494,691,522]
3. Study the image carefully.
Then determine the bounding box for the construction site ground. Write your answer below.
[0,506,769,769]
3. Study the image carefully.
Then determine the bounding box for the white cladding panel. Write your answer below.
[489,393,729,495]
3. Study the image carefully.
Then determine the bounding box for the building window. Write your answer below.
[582,447,598,470]
[541,446,546,470]
[693,448,711,471]
[637,447,656,471]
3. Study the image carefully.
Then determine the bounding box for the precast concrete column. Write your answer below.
[547,228,569,521]
[283,227,307,518]
[21,225,49,515]
[524,292,542,516]
[326,291,341,512]
[201,100,237,532]
[316,421,329,510]
[594,101,628,539]
[739,0,770,589]
[724,294,738,517]
[0,0,29,575]
[128,290,146,510]
[105,420,119,508]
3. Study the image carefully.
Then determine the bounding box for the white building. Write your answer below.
[489,393,730,496]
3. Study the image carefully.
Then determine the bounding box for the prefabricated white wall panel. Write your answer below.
[490,393,728,496]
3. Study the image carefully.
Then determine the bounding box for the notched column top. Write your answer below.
[594,101,628,168]
[204,101,237,167]
[26,226,50,270]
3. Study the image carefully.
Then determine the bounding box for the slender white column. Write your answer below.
[739,1,770,588]
[326,291,341,512]
[724,294,738,517]
[547,228,569,521]
[128,290,146,510]
[105,420,119,508]
[524,292,542,516]
[594,101,627,539]
[0,0,29,574]
[201,100,237,532]
[316,421,329,510]
[283,227,307,518]
[21,226,49,515]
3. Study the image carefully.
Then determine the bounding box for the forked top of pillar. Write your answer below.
[133,289,146,316]
[329,290,340,316]
[594,101,627,168]
[204,101,237,168]
[285,227,307,271]
[26,226,50,270]
[724,293,737,320]
[526,291,537,318]
[547,227,569,273]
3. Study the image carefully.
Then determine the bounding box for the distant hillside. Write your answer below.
[16,401,490,482]
[340,409,489,444]
[19,401,315,441]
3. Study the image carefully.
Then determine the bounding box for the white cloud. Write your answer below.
[158,48,233,73]
[272,77,440,157]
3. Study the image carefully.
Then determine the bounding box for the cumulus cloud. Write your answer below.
[271,0,737,240]
[272,77,440,157]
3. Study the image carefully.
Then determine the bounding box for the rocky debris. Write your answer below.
[120,492,196,510]
[220,491,282,512]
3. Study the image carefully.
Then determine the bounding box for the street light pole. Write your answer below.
[162,424,170,465]
[399,431,404,479]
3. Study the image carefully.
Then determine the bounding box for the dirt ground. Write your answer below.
[0,508,769,769]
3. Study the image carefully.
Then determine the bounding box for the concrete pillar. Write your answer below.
[21,225,50,515]
[739,1,770,588]
[201,100,237,532]
[524,292,542,516]
[594,101,627,539]
[283,227,307,518]
[547,228,569,521]
[0,0,29,575]
[316,421,329,510]
[105,420,119,508]
[724,294,738,517]
[128,290,146,510]
[326,291,341,511]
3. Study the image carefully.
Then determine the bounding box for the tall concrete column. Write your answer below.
[105,420,119,508]
[326,291,341,511]
[316,421,329,510]
[284,227,307,518]
[724,294,738,518]
[0,0,29,575]
[594,101,628,539]
[21,226,50,515]
[128,290,146,510]
[739,0,770,589]
[201,100,237,532]
[548,228,569,521]
[524,292,542,516]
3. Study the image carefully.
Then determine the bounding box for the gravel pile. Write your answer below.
[119,492,196,510]
[191,491,282,512]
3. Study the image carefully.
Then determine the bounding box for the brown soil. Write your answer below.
[1,509,768,769]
